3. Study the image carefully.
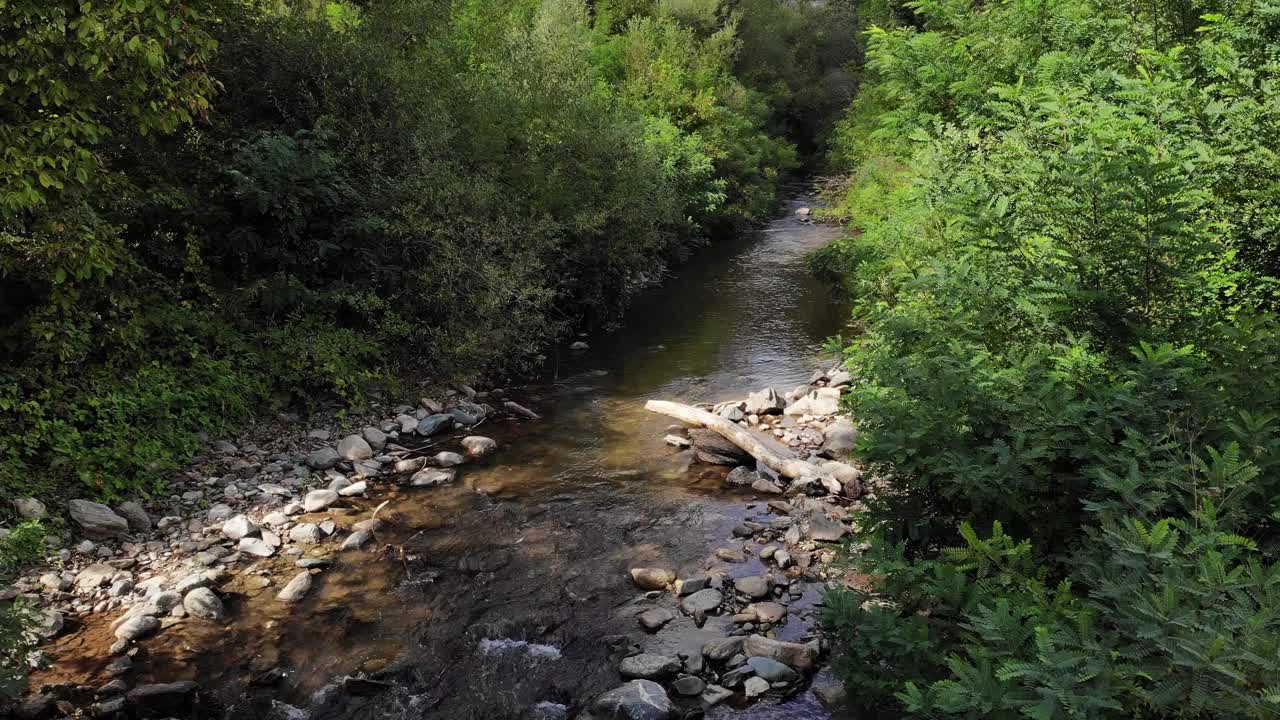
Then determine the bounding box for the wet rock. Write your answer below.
[734,576,771,600]
[183,588,225,622]
[751,477,784,495]
[222,515,259,541]
[361,427,387,452]
[126,681,199,715]
[306,447,341,470]
[288,524,322,545]
[410,468,456,487]
[395,457,428,474]
[784,387,841,416]
[341,530,372,550]
[637,607,676,632]
[743,676,770,698]
[701,636,744,662]
[689,429,752,466]
[462,436,497,459]
[747,656,799,683]
[663,434,691,448]
[434,451,465,467]
[69,500,131,539]
[590,679,672,720]
[277,572,313,603]
[680,589,722,615]
[672,676,705,697]
[700,684,733,707]
[14,497,47,520]
[715,548,746,563]
[504,401,540,419]
[458,548,512,573]
[416,413,454,436]
[337,434,373,461]
[719,665,754,689]
[746,602,787,623]
[619,653,681,680]
[675,576,711,596]
[724,466,760,487]
[629,567,675,590]
[338,481,367,497]
[744,388,785,415]
[114,615,160,641]
[742,635,817,670]
[352,517,384,533]
[303,489,339,513]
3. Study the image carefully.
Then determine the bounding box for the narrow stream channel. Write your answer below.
[41,189,850,720]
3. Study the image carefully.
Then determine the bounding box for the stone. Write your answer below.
[361,427,387,452]
[680,588,722,615]
[637,607,676,632]
[416,413,454,437]
[822,419,857,456]
[262,511,290,528]
[341,530,372,550]
[76,563,117,590]
[13,497,46,520]
[434,451,465,467]
[734,576,771,599]
[724,466,759,487]
[222,515,259,541]
[663,434,691,448]
[328,476,352,494]
[126,681,199,715]
[630,568,675,590]
[689,429,752,466]
[337,434,373,461]
[811,668,848,709]
[589,679,672,720]
[747,602,787,624]
[461,436,497,458]
[715,548,746,563]
[675,576,711,596]
[743,676,770,698]
[277,572,313,603]
[619,653,681,680]
[410,468,456,487]
[114,614,160,641]
[716,404,745,422]
[306,447,341,470]
[288,523,322,545]
[743,635,817,670]
[206,504,234,523]
[700,684,733,707]
[458,548,512,573]
[774,549,792,568]
[504,400,540,419]
[175,573,213,595]
[39,572,69,592]
[303,489,340,513]
[307,429,331,441]
[795,207,812,216]
[352,518,384,533]
[744,388,785,415]
[751,477,784,495]
[238,537,275,557]
[183,588,225,622]
[747,655,799,683]
[807,514,851,542]
[338,481,367,497]
[784,387,841,416]
[396,414,419,434]
[702,636,744,662]
[570,341,589,351]
[719,665,755,689]
[827,367,852,386]
[672,676,705,697]
[69,500,131,539]
[113,501,152,532]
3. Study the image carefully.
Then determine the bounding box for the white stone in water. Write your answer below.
[303,489,339,513]
[338,481,366,497]
[277,572,313,603]
[434,451,465,467]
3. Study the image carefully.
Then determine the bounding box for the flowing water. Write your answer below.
[37,190,851,719]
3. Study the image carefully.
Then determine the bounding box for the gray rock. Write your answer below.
[410,468,456,487]
[715,548,746,563]
[747,656,799,683]
[725,466,760,487]
[822,419,857,456]
[590,679,672,720]
[113,501,152,532]
[689,429,752,466]
[811,667,848,709]
[784,387,841,416]
[415,413,453,436]
[277,572,313,603]
[76,563,117,590]
[222,514,259,541]
[702,636,745,662]
[306,447,341,470]
[700,684,733,707]
[675,576,711,596]
[679,589,722,615]
[126,681,198,715]
[734,576,771,599]
[716,403,745,422]
[503,400,540,419]
[461,436,497,458]
[341,530,372,550]
[743,635,817,670]
[744,676,770,698]
[175,573,213,595]
[663,434,691,448]
[69,500,131,539]
[637,607,676,632]
[672,676,705,697]
[238,537,275,557]
[619,653,681,680]
[288,524,322,545]
[630,568,675,590]
[337,434,373,461]
[13,497,46,520]
[361,427,387,452]
[114,614,160,641]
[183,588,225,621]
[747,602,787,623]
[207,504,233,523]
[303,489,339,513]
[434,451,465,467]
[338,480,367,497]
[751,477,784,495]
[396,414,419,434]
[744,388,785,415]
[808,514,851,542]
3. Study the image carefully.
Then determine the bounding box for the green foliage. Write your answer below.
[0,597,40,704]
[822,1,1280,717]
[0,521,45,584]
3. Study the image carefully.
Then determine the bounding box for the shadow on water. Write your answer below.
[37,190,853,720]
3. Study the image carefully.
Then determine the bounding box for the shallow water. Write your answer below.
[39,190,851,719]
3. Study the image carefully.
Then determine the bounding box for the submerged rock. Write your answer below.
[277,572,313,603]
[630,568,675,590]
[590,679,672,720]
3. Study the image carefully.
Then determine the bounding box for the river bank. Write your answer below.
[8,191,864,720]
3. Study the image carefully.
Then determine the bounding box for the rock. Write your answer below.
[39,572,68,592]
[619,653,681,680]
[396,414,419,434]
[744,388,785,415]
[725,466,759,487]
[352,517,384,533]
[663,434,691,448]
[701,636,744,662]
[822,419,857,456]
[175,573,213,595]
[458,548,512,573]
[238,537,275,557]
[306,447,341,470]
[720,665,755,689]
[361,427,387,452]
[434,451,465,467]
[288,523,322,545]
[590,679,672,720]
[222,515,259,541]
[784,387,841,416]
[774,549,792,568]
[183,588,225,622]
[743,635,817,670]
[630,568,675,590]
[751,477,784,495]
[688,429,752,466]
[416,413,454,436]
[341,530,372,550]
[744,676,770,698]
[715,548,746,563]
[13,497,46,520]
[747,602,787,624]
[462,436,497,458]
[680,588,722,615]
[303,489,339,513]
[410,468,456,487]
[637,607,676,632]
[76,563,117,590]
[807,514,851,542]
[504,400,540,419]
[811,668,847,709]
[394,457,428,474]
[126,681,199,715]
[827,367,852,386]
[262,511,290,528]
[795,207,812,216]
[277,572,313,603]
[569,341,589,351]
[69,500,131,539]
[338,481,367,497]
[675,576,711,596]
[419,397,444,413]
[701,684,733,707]
[113,501,152,532]
[716,403,745,422]
[672,676,705,697]
[15,693,55,719]
[734,576,771,599]
[337,435,373,461]
[207,504,234,523]
[114,614,160,641]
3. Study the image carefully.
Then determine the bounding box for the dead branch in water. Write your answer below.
[644,399,817,480]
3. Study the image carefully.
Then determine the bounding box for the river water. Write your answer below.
[40,190,851,719]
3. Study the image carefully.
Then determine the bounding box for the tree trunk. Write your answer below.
[644,400,817,479]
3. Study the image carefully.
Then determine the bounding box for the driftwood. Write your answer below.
[644,400,817,480]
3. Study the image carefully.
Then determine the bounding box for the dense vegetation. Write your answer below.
[817,1,1280,718]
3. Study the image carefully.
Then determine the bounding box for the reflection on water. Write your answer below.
[39,191,851,720]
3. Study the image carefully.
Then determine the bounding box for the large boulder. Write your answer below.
[784,387,841,416]
[69,500,130,539]
[336,434,373,462]
[416,414,454,437]
[13,497,46,520]
[590,680,673,720]
[306,447,341,470]
[688,429,752,466]
[182,588,225,622]
[619,653,681,680]
[744,388,784,415]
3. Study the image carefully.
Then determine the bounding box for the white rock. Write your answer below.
[277,572,313,603]
[238,537,275,557]
[303,489,339,513]
[336,434,373,461]
[182,588,225,622]
[434,451,465,467]
[338,481,367,497]
[221,515,259,541]
[461,436,497,459]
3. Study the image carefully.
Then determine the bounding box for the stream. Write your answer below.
[36,189,851,720]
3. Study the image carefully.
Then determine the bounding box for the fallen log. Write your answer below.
[644,400,818,480]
